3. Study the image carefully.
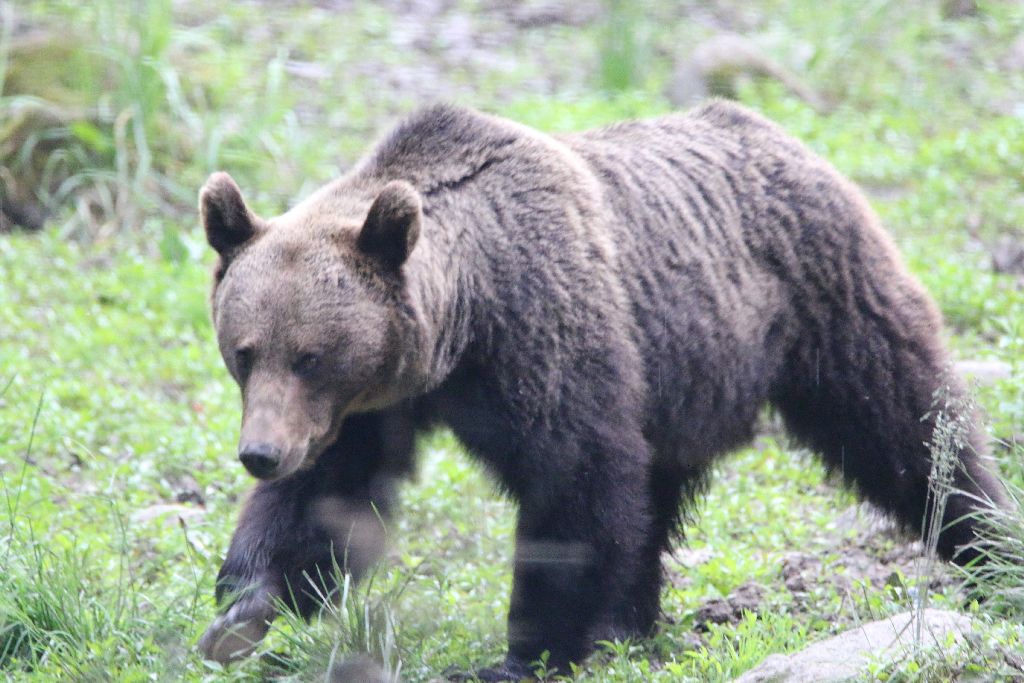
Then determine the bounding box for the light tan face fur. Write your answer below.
[200,173,420,480]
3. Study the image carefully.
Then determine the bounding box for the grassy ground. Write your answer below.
[2,1,1023,681]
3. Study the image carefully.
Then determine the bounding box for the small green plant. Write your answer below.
[679,610,810,682]
[911,371,975,641]
[260,556,411,682]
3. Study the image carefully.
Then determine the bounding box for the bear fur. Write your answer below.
[197,101,1005,680]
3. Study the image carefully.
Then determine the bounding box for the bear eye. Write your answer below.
[293,352,321,378]
[234,347,254,376]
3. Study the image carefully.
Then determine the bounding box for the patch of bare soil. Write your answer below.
[799,503,956,590]
[695,582,766,632]
[691,504,961,632]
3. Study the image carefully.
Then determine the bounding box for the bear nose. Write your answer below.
[238,442,282,478]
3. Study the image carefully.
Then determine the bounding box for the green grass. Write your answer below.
[2,1,1023,680]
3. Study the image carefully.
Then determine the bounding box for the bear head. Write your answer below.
[200,172,422,480]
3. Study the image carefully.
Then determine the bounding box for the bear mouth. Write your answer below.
[263,427,343,481]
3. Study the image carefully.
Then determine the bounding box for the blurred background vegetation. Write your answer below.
[1,1,1023,681]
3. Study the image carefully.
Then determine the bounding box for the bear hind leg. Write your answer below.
[772,321,1005,565]
[603,461,703,639]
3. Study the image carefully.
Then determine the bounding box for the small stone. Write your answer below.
[990,237,1024,276]
[172,474,206,505]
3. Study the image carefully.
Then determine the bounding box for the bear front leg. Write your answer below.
[464,429,654,680]
[201,466,386,663]
[199,469,315,663]
[200,411,414,663]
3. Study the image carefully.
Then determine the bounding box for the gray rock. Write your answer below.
[733,609,974,683]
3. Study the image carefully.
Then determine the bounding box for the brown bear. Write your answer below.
[197,101,1005,680]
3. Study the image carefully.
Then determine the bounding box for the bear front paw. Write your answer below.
[199,580,279,663]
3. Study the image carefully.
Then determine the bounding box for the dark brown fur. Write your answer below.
[198,102,1006,679]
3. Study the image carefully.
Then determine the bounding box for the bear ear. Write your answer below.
[357,180,422,269]
[200,172,261,258]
